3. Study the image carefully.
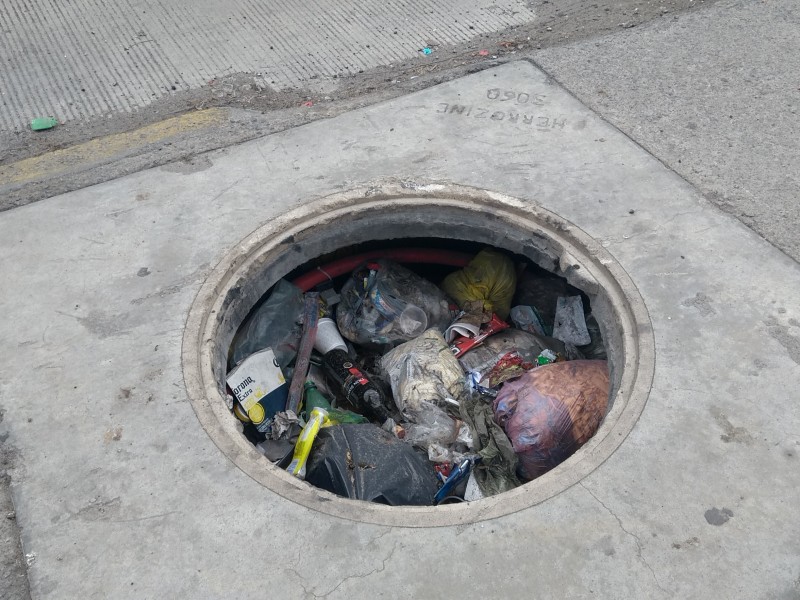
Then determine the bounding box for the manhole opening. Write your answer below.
[185,187,652,527]
[224,240,609,505]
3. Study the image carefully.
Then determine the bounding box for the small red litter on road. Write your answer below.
[478,49,489,56]
[301,100,313,107]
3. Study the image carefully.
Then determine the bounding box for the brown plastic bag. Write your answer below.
[492,360,609,481]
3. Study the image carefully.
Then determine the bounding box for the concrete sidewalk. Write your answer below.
[1,59,798,599]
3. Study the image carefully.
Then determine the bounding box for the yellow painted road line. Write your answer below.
[0,108,228,187]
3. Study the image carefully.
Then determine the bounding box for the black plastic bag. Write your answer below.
[305,424,439,505]
[229,279,304,369]
[513,272,583,336]
[577,314,607,360]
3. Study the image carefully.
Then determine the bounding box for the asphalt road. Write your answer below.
[1,0,712,164]
[535,0,800,261]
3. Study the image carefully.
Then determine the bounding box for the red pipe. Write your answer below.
[292,248,472,291]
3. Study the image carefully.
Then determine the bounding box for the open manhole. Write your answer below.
[182,183,654,527]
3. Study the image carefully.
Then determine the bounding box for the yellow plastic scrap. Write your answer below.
[442,249,517,320]
[286,408,331,479]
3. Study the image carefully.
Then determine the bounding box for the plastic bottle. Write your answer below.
[303,381,368,424]
[303,381,333,413]
[322,349,391,425]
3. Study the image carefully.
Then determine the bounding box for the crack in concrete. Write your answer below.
[656,386,710,396]
[580,482,668,596]
[312,541,399,599]
[108,510,179,524]
[206,176,247,204]
[285,567,314,599]
[367,527,394,547]
[283,528,397,600]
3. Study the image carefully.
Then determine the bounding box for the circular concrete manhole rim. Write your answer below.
[182,182,654,528]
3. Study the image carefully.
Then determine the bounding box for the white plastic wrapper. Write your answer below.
[464,472,485,502]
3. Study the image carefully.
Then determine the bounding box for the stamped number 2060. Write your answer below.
[487,88,546,106]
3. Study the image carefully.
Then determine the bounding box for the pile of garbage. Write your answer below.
[226,247,610,506]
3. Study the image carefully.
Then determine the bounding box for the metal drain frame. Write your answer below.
[181,182,654,528]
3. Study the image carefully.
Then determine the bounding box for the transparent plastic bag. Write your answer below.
[381,330,468,452]
[337,260,453,346]
[401,401,462,449]
[458,329,567,389]
[423,425,473,465]
[427,442,465,464]
[381,329,468,418]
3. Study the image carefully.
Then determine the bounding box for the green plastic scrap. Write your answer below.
[30,117,58,131]
[459,393,522,496]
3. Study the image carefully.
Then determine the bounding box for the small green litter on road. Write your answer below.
[30,117,58,131]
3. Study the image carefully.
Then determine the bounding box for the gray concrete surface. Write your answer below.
[1,60,799,599]
[534,0,800,261]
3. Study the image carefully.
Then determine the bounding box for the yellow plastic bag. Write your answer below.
[442,249,517,320]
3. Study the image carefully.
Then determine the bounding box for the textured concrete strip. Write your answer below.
[0,0,534,130]
[0,108,228,188]
[0,469,30,600]
[1,61,799,598]
[534,0,800,262]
